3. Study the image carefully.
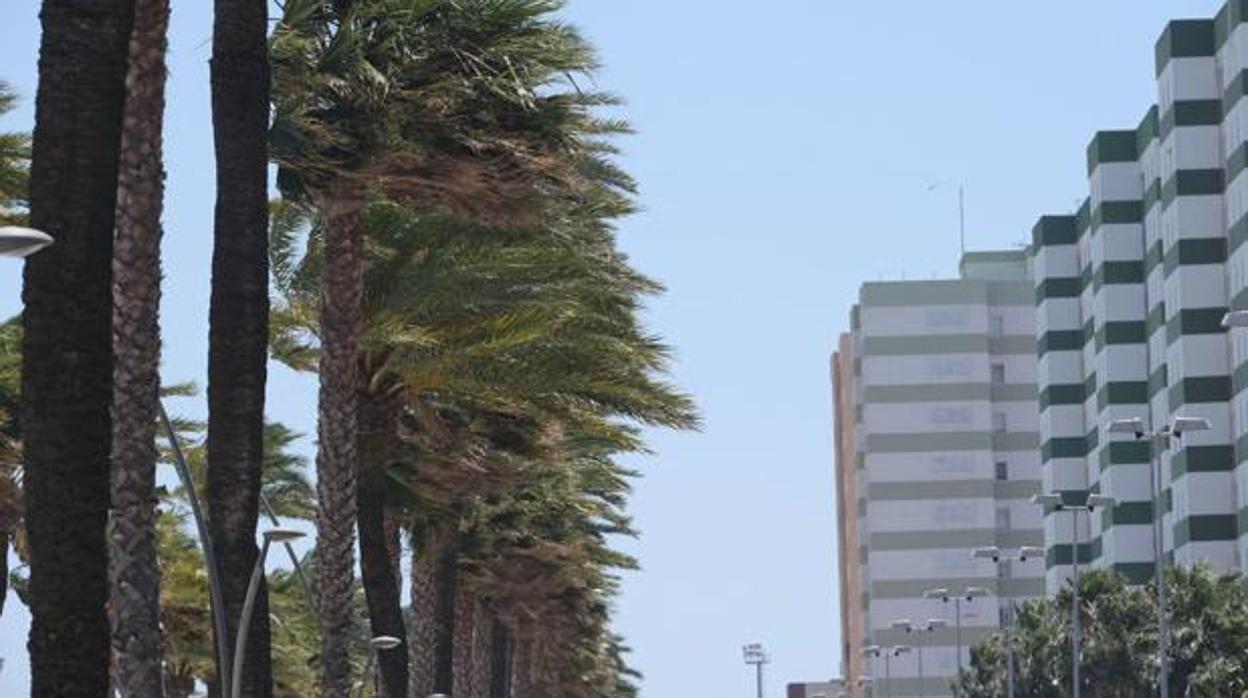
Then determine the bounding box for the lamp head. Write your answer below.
[860,645,880,657]
[1108,417,1146,439]
[1222,310,1248,329]
[1171,416,1211,438]
[890,618,913,632]
[1087,494,1117,511]
[262,527,306,543]
[370,635,402,650]
[925,618,949,631]
[964,586,990,599]
[892,645,912,656]
[923,587,949,600]
[0,226,53,259]
[1032,493,1064,510]
[972,546,1001,562]
[1019,546,1046,562]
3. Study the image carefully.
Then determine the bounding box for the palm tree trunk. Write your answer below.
[316,196,366,696]
[22,1,133,694]
[408,530,437,698]
[207,0,273,694]
[108,0,170,693]
[488,618,510,698]
[432,522,461,695]
[512,628,534,698]
[358,389,408,697]
[468,600,491,698]
[452,582,475,695]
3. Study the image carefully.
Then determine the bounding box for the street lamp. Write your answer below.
[357,635,403,698]
[1031,493,1115,698]
[971,546,1043,698]
[923,585,987,689]
[894,618,947,698]
[1108,416,1209,698]
[0,225,53,258]
[231,528,306,698]
[743,643,770,698]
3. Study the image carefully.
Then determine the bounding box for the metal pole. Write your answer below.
[259,493,315,610]
[231,537,272,698]
[884,652,892,698]
[160,402,232,695]
[917,631,925,698]
[1005,560,1016,698]
[954,597,963,692]
[755,660,764,698]
[1151,432,1171,698]
[1072,510,1083,698]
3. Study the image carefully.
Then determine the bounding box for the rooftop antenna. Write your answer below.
[959,185,966,255]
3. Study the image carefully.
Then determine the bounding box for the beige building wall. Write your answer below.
[833,336,865,695]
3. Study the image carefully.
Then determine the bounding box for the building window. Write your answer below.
[993,412,1007,433]
[991,363,1006,385]
[990,314,1005,337]
[996,507,1011,531]
[995,461,1009,481]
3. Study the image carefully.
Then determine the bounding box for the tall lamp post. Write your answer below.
[1109,415,1209,698]
[971,546,1044,698]
[1031,493,1115,698]
[893,618,948,698]
[923,585,988,689]
[861,645,909,698]
[231,528,306,698]
[743,643,770,698]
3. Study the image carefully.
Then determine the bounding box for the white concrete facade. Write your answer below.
[835,252,1044,697]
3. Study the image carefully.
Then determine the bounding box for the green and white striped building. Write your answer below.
[836,252,1046,697]
[1032,7,1248,593]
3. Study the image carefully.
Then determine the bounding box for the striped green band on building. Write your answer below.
[1163,237,1228,276]
[1174,514,1237,546]
[1171,444,1236,478]
[1155,19,1216,77]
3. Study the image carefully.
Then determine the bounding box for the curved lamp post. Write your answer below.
[231,528,306,698]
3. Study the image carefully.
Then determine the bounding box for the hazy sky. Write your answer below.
[0,0,1232,694]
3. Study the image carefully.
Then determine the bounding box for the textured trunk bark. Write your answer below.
[207,0,272,695]
[468,601,491,698]
[316,198,365,697]
[23,1,133,694]
[408,531,437,698]
[452,583,475,695]
[433,522,461,695]
[512,630,534,698]
[108,0,170,693]
[488,619,510,698]
[358,389,409,698]
[384,507,402,589]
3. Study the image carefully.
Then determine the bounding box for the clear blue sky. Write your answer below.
[0,0,1230,694]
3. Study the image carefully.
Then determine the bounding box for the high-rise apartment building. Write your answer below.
[833,252,1046,697]
[1032,7,1248,591]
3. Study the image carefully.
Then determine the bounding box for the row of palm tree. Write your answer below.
[8,0,691,696]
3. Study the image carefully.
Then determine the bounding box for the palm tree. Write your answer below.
[270,1,617,690]
[0,317,20,618]
[108,0,172,692]
[0,81,29,226]
[207,0,276,692]
[22,1,134,693]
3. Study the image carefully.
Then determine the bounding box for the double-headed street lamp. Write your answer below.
[1031,493,1115,698]
[971,545,1043,698]
[891,618,947,698]
[923,586,988,689]
[861,644,910,698]
[743,643,770,698]
[1108,415,1209,698]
